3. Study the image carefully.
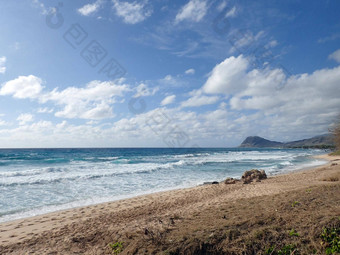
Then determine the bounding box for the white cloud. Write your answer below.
[44,80,129,120]
[112,0,152,24]
[199,54,340,140]
[229,30,264,54]
[217,1,227,11]
[203,55,249,94]
[78,0,102,16]
[133,83,158,98]
[329,49,340,63]
[185,68,195,75]
[32,0,56,15]
[0,76,129,120]
[225,6,237,18]
[229,65,340,112]
[161,95,176,106]
[181,90,219,108]
[267,40,278,48]
[32,0,48,15]
[181,94,219,108]
[17,114,34,125]
[175,0,208,23]
[318,33,340,44]
[0,56,6,74]
[0,75,43,99]
[37,107,54,113]
[164,75,173,81]
[156,75,186,88]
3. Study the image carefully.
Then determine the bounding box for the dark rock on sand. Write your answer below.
[241,169,267,184]
[203,181,219,185]
[224,178,237,184]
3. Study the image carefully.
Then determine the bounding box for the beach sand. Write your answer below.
[0,154,339,254]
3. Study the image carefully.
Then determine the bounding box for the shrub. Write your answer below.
[321,225,340,254]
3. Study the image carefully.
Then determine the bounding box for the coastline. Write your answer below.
[0,151,329,224]
[0,153,339,254]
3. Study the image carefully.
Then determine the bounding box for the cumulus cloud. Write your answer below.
[175,0,208,23]
[200,54,340,140]
[17,113,34,125]
[44,80,129,119]
[0,75,44,99]
[328,49,340,63]
[203,55,249,94]
[229,66,340,111]
[185,68,195,75]
[112,0,152,24]
[0,76,129,120]
[161,95,176,106]
[78,0,102,16]
[0,56,6,74]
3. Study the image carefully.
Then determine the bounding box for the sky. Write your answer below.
[0,0,340,148]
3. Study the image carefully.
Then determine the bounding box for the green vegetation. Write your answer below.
[289,145,335,149]
[265,244,299,255]
[108,241,124,255]
[330,150,340,156]
[321,225,340,254]
[288,229,300,237]
[291,201,300,207]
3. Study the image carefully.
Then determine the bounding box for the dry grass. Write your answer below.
[323,171,340,182]
[145,184,340,255]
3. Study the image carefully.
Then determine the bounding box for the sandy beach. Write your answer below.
[0,154,339,254]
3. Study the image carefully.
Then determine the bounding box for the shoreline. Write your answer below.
[0,152,330,225]
[0,154,339,254]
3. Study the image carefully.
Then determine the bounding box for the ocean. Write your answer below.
[0,148,327,223]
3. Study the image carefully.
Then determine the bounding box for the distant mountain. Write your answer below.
[239,134,335,148]
[284,134,335,148]
[239,136,283,148]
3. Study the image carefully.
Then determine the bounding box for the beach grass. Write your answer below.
[330,150,340,156]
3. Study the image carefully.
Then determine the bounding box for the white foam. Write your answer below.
[0,149,329,223]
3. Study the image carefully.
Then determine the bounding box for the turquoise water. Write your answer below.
[0,148,327,222]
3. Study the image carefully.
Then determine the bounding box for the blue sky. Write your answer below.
[0,0,340,147]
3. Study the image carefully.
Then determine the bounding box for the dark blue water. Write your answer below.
[0,148,327,222]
